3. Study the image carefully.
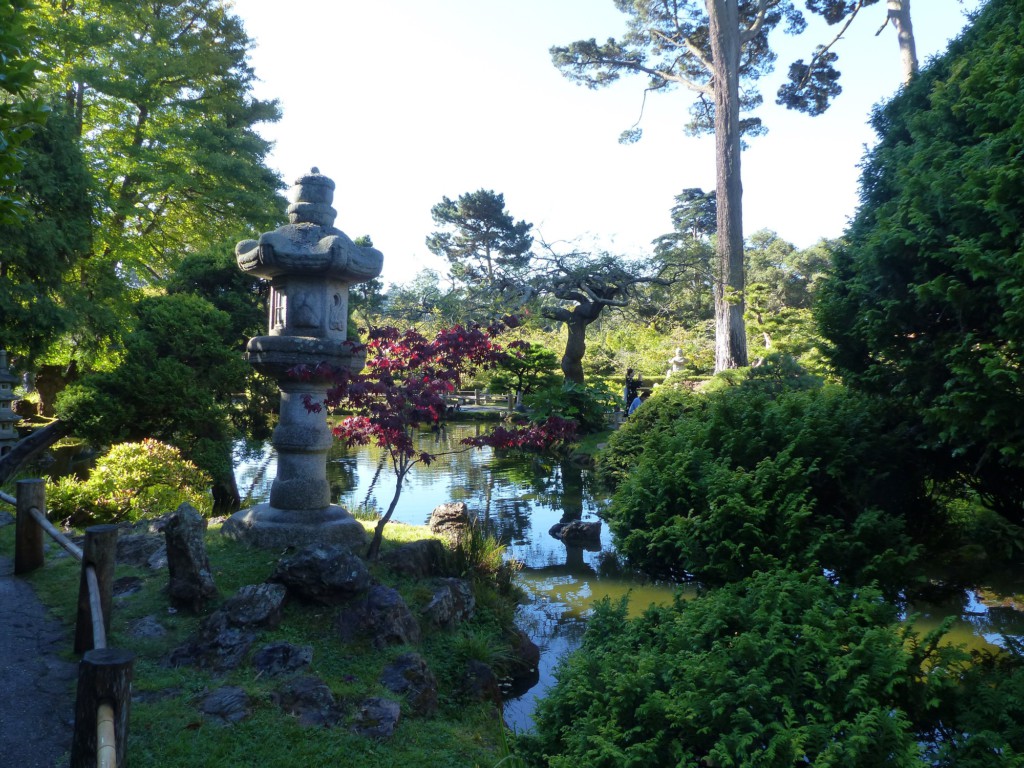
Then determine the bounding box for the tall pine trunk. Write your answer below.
[708,0,748,372]
[887,0,918,84]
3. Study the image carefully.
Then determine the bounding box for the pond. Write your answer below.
[234,421,1024,732]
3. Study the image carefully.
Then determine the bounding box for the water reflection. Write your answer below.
[234,423,678,731]
[233,423,1023,732]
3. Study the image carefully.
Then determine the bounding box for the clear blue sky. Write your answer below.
[232,0,982,286]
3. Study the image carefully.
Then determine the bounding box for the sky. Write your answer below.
[231,0,983,288]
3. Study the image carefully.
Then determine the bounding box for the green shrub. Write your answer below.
[47,439,212,525]
[604,373,933,588]
[524,379,617,434]
[520,570,971,768]
[593,386,698,489]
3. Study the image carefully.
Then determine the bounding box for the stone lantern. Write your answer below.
[0,350,20,456]
[223,168,383,549]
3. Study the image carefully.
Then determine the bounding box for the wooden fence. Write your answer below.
[1,479,134,768]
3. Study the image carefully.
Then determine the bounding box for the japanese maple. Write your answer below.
[297,317,574,559]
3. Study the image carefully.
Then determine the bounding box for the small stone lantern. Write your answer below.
[0,350,20,456]
[223,169,383,549]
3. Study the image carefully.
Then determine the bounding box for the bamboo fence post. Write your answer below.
[74,524,118,654]
[70,647,135,768]
[14,478,45,574]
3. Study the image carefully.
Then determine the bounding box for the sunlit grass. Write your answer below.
[1,518,518,768]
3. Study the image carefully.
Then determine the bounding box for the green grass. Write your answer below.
[0,517,520,768]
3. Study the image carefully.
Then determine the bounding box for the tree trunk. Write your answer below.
[887,0,918,84]
[708,0,748,372]
[561,316,588,385]
[366,461,410,560]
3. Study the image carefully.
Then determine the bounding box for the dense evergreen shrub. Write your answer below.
[818,0,1024,523]
[593,385,697,489]
[521,570,964,768]
[603,370,932,587]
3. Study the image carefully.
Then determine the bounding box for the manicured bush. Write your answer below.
[520,569,1015,768]
[603,367,933,587]
[46,439,212,525]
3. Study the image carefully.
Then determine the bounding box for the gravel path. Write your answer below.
[0,516,77,768]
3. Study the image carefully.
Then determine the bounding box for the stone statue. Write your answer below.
[667,347,688,377]
[223,168,383,550]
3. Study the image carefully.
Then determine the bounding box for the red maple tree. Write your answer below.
[297,317,575,558]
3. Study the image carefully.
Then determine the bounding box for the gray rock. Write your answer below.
[421,578,475,629]
[502,626,541,699]
[461,659,500,704]
[252,642,313,676]
[428,502,472,539]
[273,676,345,727]
[167,612,255,672]
[0,510,14,527]
[549,519,602,549]
[270,544,371,605]
[126,615,167,639]
[116,534,166,569]
[221,583,287,629]
[380,538,446,578]
[112,575,144,598]
[352,697,400,739]
[380,652,438,717]
[337,584,420,649]
[200,686,250,725]
[164,503,217,612]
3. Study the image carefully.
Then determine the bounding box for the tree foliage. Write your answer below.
[426,189,533,292]
[0,0,48,224]
[818,0,1024,523]
[54,292,252,505]
[21,0,283,365]
[0,109,92,362]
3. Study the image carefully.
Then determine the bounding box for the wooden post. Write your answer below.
[14,478,45,574]
[70,647,135,768]
[74,524,118,654]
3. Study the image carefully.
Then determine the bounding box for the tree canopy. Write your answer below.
[426,189,534,292]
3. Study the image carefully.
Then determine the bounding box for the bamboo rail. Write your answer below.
[3,479,134,768]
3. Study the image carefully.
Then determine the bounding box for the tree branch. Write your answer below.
[740,0,771,44]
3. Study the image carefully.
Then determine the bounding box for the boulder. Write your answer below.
[380,652,438,717]
[351,697,401,739]
[116,534,166,570]
[164,503,218,612]
[502,626,541,699]
[379,538,446,578]
[269,544,371,605]
[421,578,475,629]
[126,615,167,640]
[461,659,501,704]
[167,611,255,672]
[337,584,420,649]
[549,519,602,550]
[221,583,288,629]
[272,676,345,728]
[252,642,313,677]
[200,686,250,725]
[428,502,472,539]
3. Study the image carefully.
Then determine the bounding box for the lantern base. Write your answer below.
[221,503,368,552]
